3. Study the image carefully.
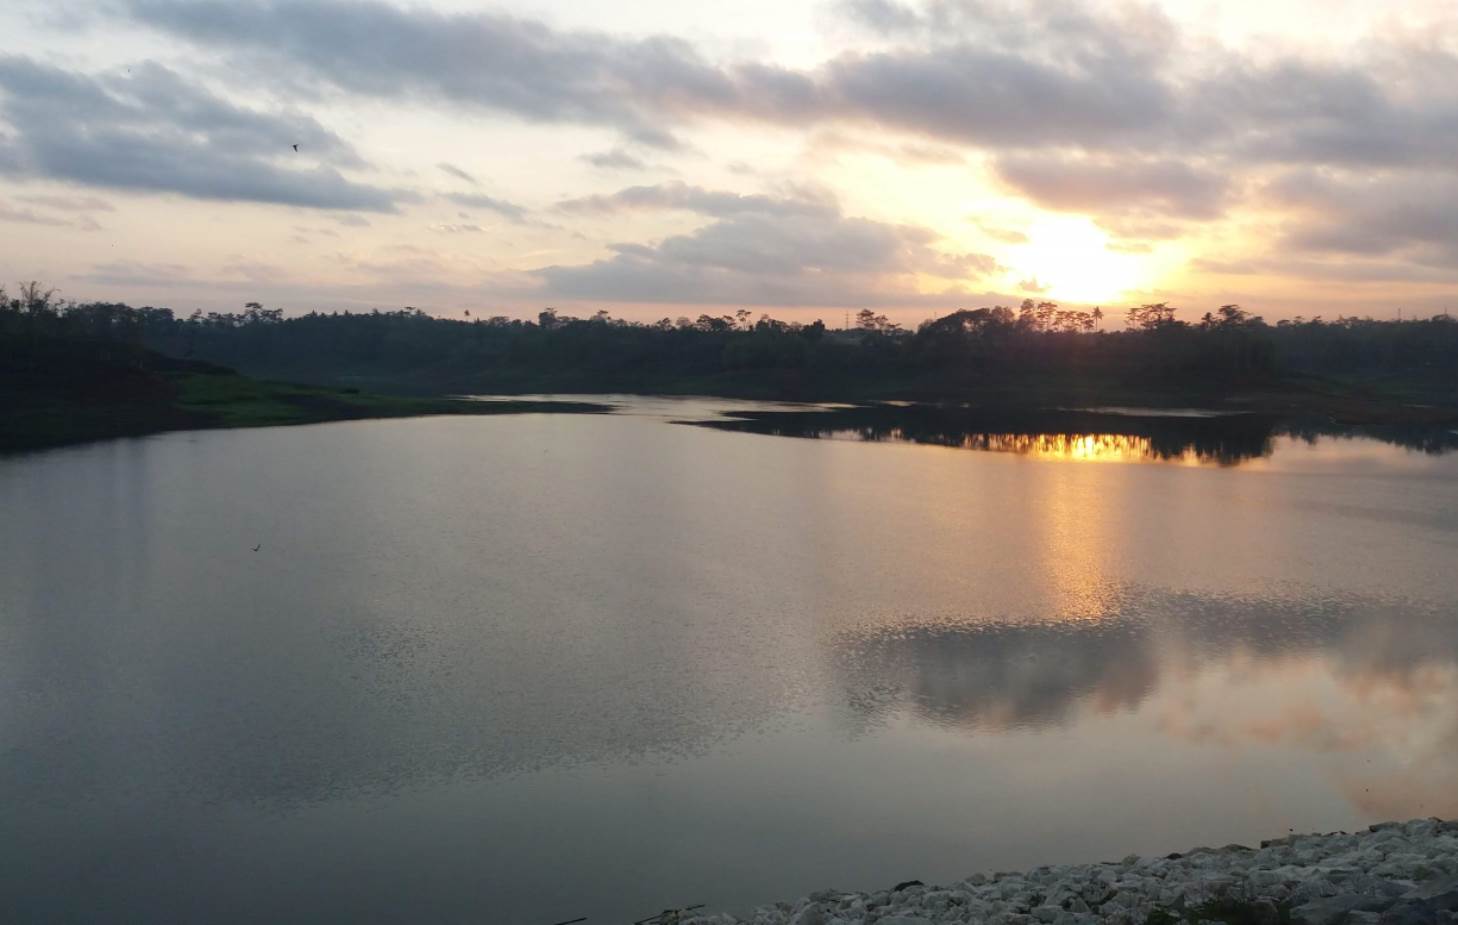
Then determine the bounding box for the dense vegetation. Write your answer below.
[4,282,1457,422]
[0,284,608,452]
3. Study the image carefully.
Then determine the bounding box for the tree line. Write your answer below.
[4,282,1456,400]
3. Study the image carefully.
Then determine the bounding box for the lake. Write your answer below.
[2,396,1456,923]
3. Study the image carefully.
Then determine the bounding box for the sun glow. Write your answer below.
[1008,216,1146,305]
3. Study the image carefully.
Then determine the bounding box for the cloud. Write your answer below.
[0,56,406,212]
[443,192,528,222]
[436,162,478,185]
[837,0,924,32]
[580,148,647,170]
[14,193,114,212]
[556,181,838,218]
[1194,56,1458,171]
[0,192,113,230]
[0,201,86,228]
[1193,254,1458,285]
[969,219,1028,244]
[535,207,998,306]
[1106,240,1153,255]
[994,153,1231,220]
[292,223,340,240]
[77,260,197,287]
[120,0,1458,177]
[121,0,1173,151]
[124,0,736,148]
[805,130,966,166]
[817,44,1170,150]
[52,0,1458,300]
[430,223,483,234]
[1267,169,1458,266]
[898,142,965,165]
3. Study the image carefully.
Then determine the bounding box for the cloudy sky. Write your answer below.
[2,0,1456,323]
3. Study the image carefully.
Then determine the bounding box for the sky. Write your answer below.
[2,0,1456,324]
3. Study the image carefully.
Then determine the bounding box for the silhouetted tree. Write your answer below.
[1126,303,1183,331]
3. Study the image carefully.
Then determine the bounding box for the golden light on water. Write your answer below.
[995,432,1199,464]
[864,431,1211,465]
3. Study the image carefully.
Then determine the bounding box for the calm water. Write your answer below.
[2,397,1457,923]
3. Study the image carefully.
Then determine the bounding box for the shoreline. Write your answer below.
[1,367,614,454]
[676,819,1457,925]
[5,357,1455,455]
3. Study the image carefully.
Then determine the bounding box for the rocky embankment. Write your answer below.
[677,819,1457,925]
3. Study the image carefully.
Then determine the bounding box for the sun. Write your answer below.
[1008,216,1145,305]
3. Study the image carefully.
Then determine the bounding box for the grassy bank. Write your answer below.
[0,339,610,453]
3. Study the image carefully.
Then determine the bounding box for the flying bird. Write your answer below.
[252,544,261,552]
[291,144,299,152]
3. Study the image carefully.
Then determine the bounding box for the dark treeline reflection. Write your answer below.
[697,406,1458,464]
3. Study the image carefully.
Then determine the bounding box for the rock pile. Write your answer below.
[681,819,1458,924]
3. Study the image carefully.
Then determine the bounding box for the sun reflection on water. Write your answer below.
[953,431,1207,465]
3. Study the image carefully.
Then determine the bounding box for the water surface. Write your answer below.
[2,397,1456,923]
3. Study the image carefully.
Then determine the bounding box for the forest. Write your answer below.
[4,281,1457,415]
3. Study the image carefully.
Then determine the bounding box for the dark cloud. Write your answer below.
[0,57,406,211]
[580,149,648,170]
[120,0,1458,180]
[443,192,527,222]
[1194,57,1458,171]
[1267,170,1458,265]
[436,162,478,184]
[837,6,1458,176]
[122,0,1170,151]
[838,0,924,32]
[839,0,1178,55]
[536,209,998,306]
[125,0,736,148]
[818,44,1171,149]
[556,181,837,218]
[622,124,685,151]
[0,134,19,171]
[994,153,1231,220]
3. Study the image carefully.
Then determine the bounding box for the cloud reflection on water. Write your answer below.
[831,589,1458,816]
